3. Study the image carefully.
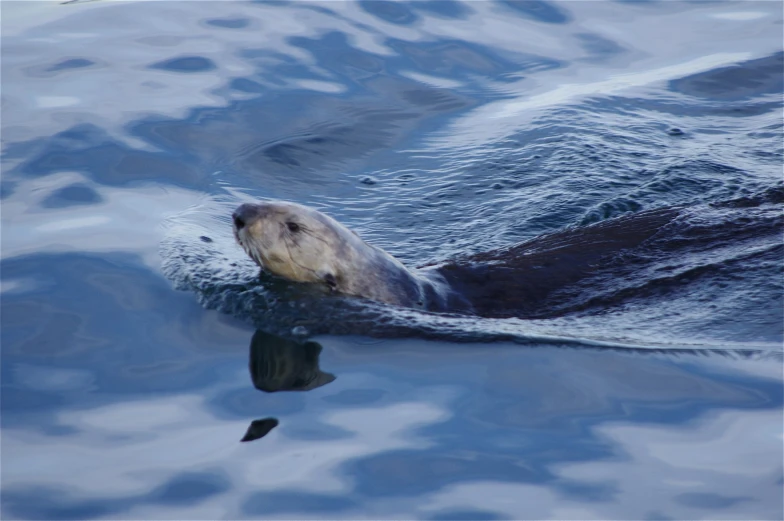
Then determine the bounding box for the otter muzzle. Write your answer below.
[233,203,269,231]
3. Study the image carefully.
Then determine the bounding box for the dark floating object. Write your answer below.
[667,128,685,136]
[360,176,378,186]
[241,418,279,442]
[199,235,213,243]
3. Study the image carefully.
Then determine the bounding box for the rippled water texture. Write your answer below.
[2,1,783,519]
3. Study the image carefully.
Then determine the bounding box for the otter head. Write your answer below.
[232,201,354,291]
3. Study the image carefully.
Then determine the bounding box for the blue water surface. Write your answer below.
[1,1,782,519]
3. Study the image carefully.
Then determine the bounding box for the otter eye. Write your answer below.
[286,222,300,233]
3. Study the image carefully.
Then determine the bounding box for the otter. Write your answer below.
[232,201,469,312]
[232,200,681,318]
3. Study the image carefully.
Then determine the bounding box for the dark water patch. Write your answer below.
[41,183,103,208]
[53,124,109,146]
[239,47,297,65]
[241,490,356,516]
[2,302,92,358]
[249,0,289,5]
[205,17,251,29]
[264,57,335,84]
[241,32,387,86]
[8,130,203,189]
[358,0,419,25]
[351,451,539,497]
[1,180,16,199]
[323,388,386,405]
[22,58,98,78]
[282,422,354,442]
[46,58,95,72]
[485,347,781,428]
[675,492,752,510]
[413,0,473,19]
[126,81,470,196]
[148,55,217,73]
[2,470,231,520]
[669,52,784,101]
[148,470,231,505]
[387,38,559,78]
[557,480,619,502]
[426,510,506,521]
[292,3,338,17]
[500,0,572,24]
[0,252,249,409]
[746,121,784,140]
[1,386,66,414]
[3,123,111,163]
[288,31,387,80]
[204,386,270,419]
[1,486,121,521]
[41,424,80,437]
[205,387,306,418]
[576,32,626,60]
[229,77,266,94]
[135,35,190,48]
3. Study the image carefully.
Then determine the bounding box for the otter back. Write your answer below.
[434,207,681,319]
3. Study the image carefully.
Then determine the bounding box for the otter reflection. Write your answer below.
[249,329,336,392]
[242,330,336,442]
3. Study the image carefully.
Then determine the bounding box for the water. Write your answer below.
[1,1,782,519]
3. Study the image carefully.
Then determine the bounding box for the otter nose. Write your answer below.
[233,203,264,231]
